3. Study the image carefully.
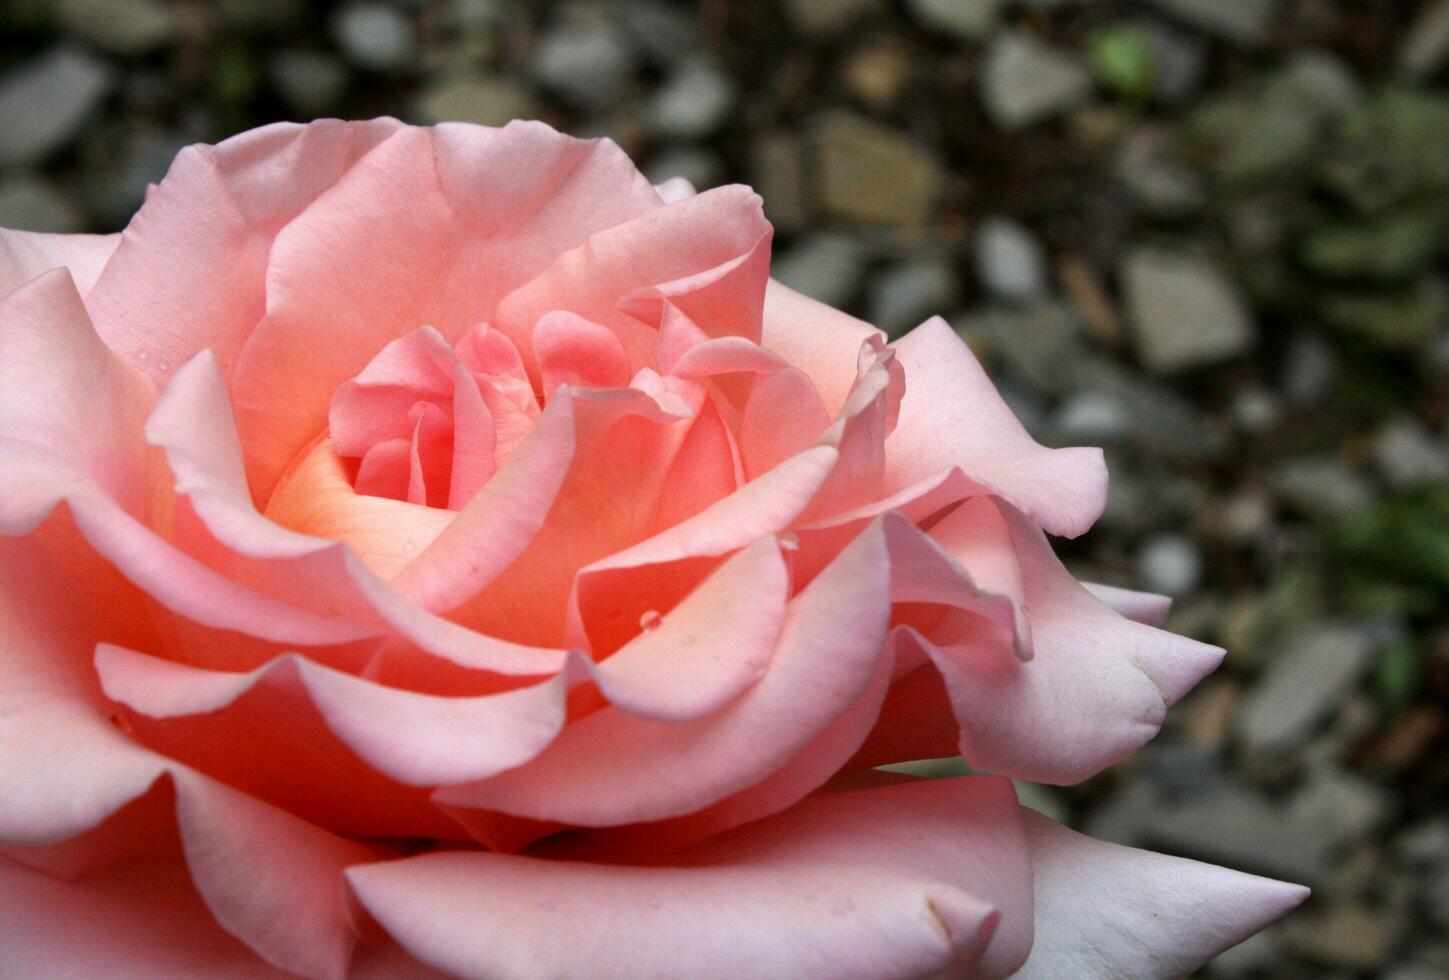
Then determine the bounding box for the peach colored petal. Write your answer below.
[533,310,631,394]
[435,519,892,827]
[886,317,1108,539]
[88,119,402,385]
[350,777,1034,980]
[760,279,882,417]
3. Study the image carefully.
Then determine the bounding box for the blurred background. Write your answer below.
[2,0,1447,975]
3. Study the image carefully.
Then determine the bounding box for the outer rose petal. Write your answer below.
[760,279,882,417]
[87,118,403,384]
[348,777,1034,980]
[926,498,1224,784]
[1015,809,1310,978]
[886,317,1108,539]
[0,227,119,298]
[0,857,287,979]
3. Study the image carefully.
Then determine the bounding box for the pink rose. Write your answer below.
[0,120,1305,978]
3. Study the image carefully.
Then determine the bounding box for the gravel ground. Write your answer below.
[3,1,1448,975]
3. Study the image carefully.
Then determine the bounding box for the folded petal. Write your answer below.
[436,519,892,827]
[87,119,402,385]
[886,317,1107,539]
[350,777,1034,980]
[926,498,1224,783]
[1015,809,1309,979]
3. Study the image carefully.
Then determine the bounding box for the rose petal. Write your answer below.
[926,498,1224,783]
[436,519,892,826]
[760,279,882,417]
[87,119,402,385]
[886,317,1108,539]
[350,777,1034,980]
[1015,809,1309,978]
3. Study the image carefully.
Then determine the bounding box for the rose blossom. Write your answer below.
[0,119,1305,978]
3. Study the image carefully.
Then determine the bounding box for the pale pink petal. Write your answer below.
[927,498,1224,783]
[233,122,657,497]
[886,317,1108,538]
[568,444,838,654]
[587,536,787,719]
[87,119,402,384]
[1015,809,1309,979]
[96,645,570,788]
[739,366,833,478]
[436,520,892,827]
[652,392,742,532]
[350,777,1034,980]
[760,279,882,416]
[0,857,288,979]
[533,310,631,394]
[0,227,119,298]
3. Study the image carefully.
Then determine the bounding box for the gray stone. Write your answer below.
[1400,0,1449,80]
[1122,247,1256,373]
[1286,769,1392,852]
[974,217,1047,302]
[773,234,870,310]
[783,0,883,38]
[1236,625,1379,755]
[1283,904,1405,970]
[1072,359,1229,460]
[620,0,701,67]
[1229,385,1280,434]
[980,32,1093,130]
[0,174,85,233]
[82,129,191,229]
[906,0,1001,42]
[1142,0,1275,46]
[331,2,416,72]
[1114,126,1205,216]
[750,131,808,234]
[1052,391,1134,445]
[1269,458,1373,518]
[1137,19,1207,106]
[1208,929,1283,977]
[643,146,723,193]
[413,73,535,128]
[646,58,733,140]
[1280,332,1339,406]
[1136,533,1203,597]
[813,112,943,227]
[268,49,349,116]
[1373,419,1449,489]
[1397,817,1449,868]
[1084,779,1161,847]
[532,21,634,111]
[867,256,957,337]
[1012,780,1068,823]
[974,301,1083,394]
[0,48,114,167]
[56,0,178,55]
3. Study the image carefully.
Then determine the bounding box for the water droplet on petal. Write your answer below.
[639,610,663,632]
[778,532,800,552]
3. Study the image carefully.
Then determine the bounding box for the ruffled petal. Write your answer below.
[87,119,402,384]
[886,317,1107,539]
[926,498,1224,783]
[349,777,1034,980]
[1015,809,1309,979]
[436,519,892,827]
